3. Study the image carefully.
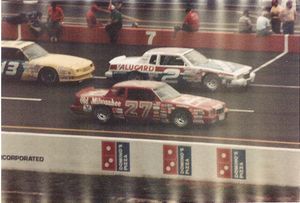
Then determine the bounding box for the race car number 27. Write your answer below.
[2,61,19,76]
[125,101,153,118]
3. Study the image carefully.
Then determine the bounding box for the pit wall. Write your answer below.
[2,22,300,53]
[2,132,300,187]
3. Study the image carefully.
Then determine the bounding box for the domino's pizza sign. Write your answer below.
[163,145,192,176]
[102,141,130,172]
[217,148,246,179]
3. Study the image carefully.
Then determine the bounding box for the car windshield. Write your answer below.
[22,43,48,60]
[184,49,208,66]
[154,84,181,101]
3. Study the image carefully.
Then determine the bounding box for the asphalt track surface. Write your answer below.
[2,42,300,148]
[1,41,300,202]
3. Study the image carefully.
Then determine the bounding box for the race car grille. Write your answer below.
[243,73,250,79]
[76,64,94,73]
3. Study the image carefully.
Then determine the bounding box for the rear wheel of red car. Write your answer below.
[128,72,144,80]
[93,106,112,123]
[171,109,192,128]
[38,67,59,85]
[203,74,221,92]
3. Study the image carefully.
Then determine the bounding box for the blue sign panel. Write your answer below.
[178,146,192,176]
[232,149,246,179]
[117,142,130,172]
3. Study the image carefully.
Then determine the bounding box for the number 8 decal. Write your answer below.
[2,61,19,76]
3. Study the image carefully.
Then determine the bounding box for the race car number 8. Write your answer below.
[2,61,19,76]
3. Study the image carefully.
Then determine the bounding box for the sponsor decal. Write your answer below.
[91,97,121,107]
[217,148,246,179]
[163,145,192,176]
[2,155,44,162]
[102,141,130,172]
[117,64,156,72]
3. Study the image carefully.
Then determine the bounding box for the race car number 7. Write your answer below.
[2,61,19,76]
[146,31,156,45]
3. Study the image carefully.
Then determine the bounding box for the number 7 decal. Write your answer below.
[125,101,153,118]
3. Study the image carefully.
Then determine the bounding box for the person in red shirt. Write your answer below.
[86,2,104,28]
[47,2,64,42]
[175,7,200,33]
[182,7,200,32]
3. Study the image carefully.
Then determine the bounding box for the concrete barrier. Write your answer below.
[2,22,300,53]
[2,131,300,187]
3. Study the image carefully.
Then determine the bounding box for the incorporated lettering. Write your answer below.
[117,64,156,72]
[91,97,121,107]
[2,155,44,162]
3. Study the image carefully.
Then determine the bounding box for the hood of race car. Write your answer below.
[32,54,92,70]
[203,59,252,74]
[165,94,225,110]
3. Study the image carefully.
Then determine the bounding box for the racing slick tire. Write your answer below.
[127,72,145,80]
[171,109,192,128]
[203,74,221,92]
[38,67,59,85]
[93,106,112,124]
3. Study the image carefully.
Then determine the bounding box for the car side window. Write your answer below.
[160,55,184,66]
[110,87,125,98]
[127,89,156,101]
[1,48,26,61]
[149,55,157,65]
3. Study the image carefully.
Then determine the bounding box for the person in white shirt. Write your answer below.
[256,10,272,36]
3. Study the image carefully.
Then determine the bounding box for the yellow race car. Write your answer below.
[1,40,95,85]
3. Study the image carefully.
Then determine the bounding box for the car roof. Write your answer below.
[144,47,193,55]
[113,80,165,89]
[1,40,35,49]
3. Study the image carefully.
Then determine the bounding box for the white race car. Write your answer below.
[1,40,95,85]
[105,47,255,91]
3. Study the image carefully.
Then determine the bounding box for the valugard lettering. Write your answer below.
[117,64,155,72]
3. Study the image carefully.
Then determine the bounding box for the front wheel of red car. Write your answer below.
[203,74,221,92]
[93,106,112,124]
[171,109,192,128]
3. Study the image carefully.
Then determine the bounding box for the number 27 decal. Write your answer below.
[125,101,153,118]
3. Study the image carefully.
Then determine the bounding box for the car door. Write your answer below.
[1,47,28,80]
[124,88,157,120]
[157,55,184,83]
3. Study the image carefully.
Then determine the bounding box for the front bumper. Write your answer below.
[105,71,113,78]
[228,72,255,87]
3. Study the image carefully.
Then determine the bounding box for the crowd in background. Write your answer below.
[238,0,297,36]
[3,0,298,43]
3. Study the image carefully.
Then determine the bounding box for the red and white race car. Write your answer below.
[70,80,228,128]
[105,47,255,91]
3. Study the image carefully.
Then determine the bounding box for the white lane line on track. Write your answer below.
[251,84,300,89]
[1,97,42,102]
[2,190,44,196]
[228,109,254,113]
[93,76,107,79]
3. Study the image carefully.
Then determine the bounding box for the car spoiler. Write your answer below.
[109,55,126,64]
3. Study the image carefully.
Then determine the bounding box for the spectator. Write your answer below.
[105,2,123,43]
[47,2,64,42]
[175,7,200,32]
[281,0,297,11]
[270,0,283,33]
[256,10,272,36]
[27,11,44,37]
[238,10,253,33]
[280,0,297,34]
[86,2,104,28]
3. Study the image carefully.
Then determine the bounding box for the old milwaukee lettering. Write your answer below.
[91,97,121,107]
